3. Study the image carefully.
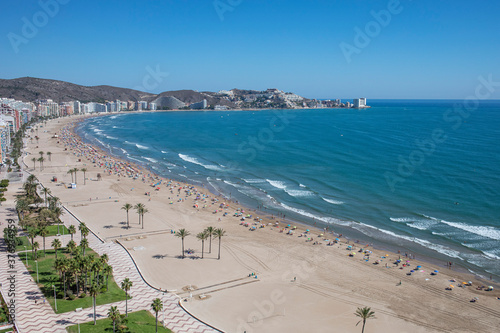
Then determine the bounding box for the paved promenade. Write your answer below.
[0,200,219,332]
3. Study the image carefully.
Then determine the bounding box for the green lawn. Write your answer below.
[66,310,172,333]
[25,248,129,314]
[45,224,70,236]
[15,236,32,252]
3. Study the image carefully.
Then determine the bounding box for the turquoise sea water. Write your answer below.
[76,100,500,280]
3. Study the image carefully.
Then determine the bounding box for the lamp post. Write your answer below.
[52,285,57,311]
[36,260,39,283]
[24,246,28,266]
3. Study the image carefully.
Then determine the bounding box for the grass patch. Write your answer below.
[45,224,70,236]
[66,310,172,333]
[25,248,128,314]
[0,328,14,333]
[15,236,32,252]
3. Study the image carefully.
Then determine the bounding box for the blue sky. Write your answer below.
[1,0,499,99]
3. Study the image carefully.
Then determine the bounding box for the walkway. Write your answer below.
[0,200,219,332]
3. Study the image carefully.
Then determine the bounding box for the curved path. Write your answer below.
[0,198,219,333]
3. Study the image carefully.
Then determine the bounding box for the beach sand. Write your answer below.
[24,115,500,333]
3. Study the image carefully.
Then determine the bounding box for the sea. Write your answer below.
[75,100,500,281]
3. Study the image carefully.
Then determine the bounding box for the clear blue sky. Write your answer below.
[1,0,500,99]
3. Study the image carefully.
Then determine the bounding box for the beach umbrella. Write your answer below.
[306,229,310,232]
[293,226,297,229]
[410,270,415,272]
[449,285,454,288]
[319,233,323,236]
[335,238,340,241]
[416,265,422,269]
[434,270,439,273]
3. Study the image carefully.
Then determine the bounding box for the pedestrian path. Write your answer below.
[0,205,220,332]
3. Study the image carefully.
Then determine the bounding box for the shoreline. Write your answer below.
[25,114,500,333]
[72,113,498,285]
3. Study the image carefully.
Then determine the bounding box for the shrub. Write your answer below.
[57,291,64,299]
[79,293,87,298]
[68,293,76,301]
[100,286,107,293]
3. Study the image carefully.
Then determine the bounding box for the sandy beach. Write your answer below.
[24,115,500,333]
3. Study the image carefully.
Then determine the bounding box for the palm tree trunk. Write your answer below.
[125,291,128,317]
[201,240,204,259]
[218,238,221,260]
[362,320,366,333]
[142,213,144,229]
[182,239,185,258]
[93,296,96,325]
[209,235,212,253]
[156,313,158,333]
[126,212,129,229]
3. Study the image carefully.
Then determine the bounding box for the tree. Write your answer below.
[41,187,51,207]
[31,157,37,170]
[73,168,79,184]
[205,226,215,253]
[81,168,87,185]
[175,229,190,259]
[134,203,145,225]
[47,151,52,161]
[68,225,76,241]
[51,206,64,235]
[67,169,74,183]
[33,241,40,260]
[121,278,133,317]
[197,231,208,259]
[80,238,89,256]
[39,226,49,256]
[355,307,376,333]
[79,223,89,239]
[27,228,37,256]
[103,264,113,291]
[141,208,148,230]
[214,228,226,260]
[108,306,120,333]
[89,282,100,325]
[52,238,62,259]
[37,157,45,170]
[67,240,77,256]
[121,203,132,229]
[151,298,163,333]
[39,151,44,158]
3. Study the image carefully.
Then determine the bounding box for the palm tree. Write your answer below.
[39,226,49,256]
[121,203,132,229]
[52,238,62,259]
[27,228,37,256]
[31,157,37,170]
[37,157,45,170]
[73,168,79,184]
[80,238,89,256]
[67,169,74,183]
[79,223,89,239]
[151,298,163,333]
[67,240,77,256]
[41,187,51,207]
[68,225,76,241]
[108,306,120,333]
[81,168,87,185]
[134,203,145,225]
[121,278,133,317]
[89,282,100,325]
[33,241,40,260]
[214,228,226,260]
[175,229,190,259]
[103,264,113,291]
[197,231,208,259]
[141,208,148,230]
[47,151,52,161]
[205,226,215,253]
[52,206,64,235]
[355,307,376,333]
[39,151,44,158]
